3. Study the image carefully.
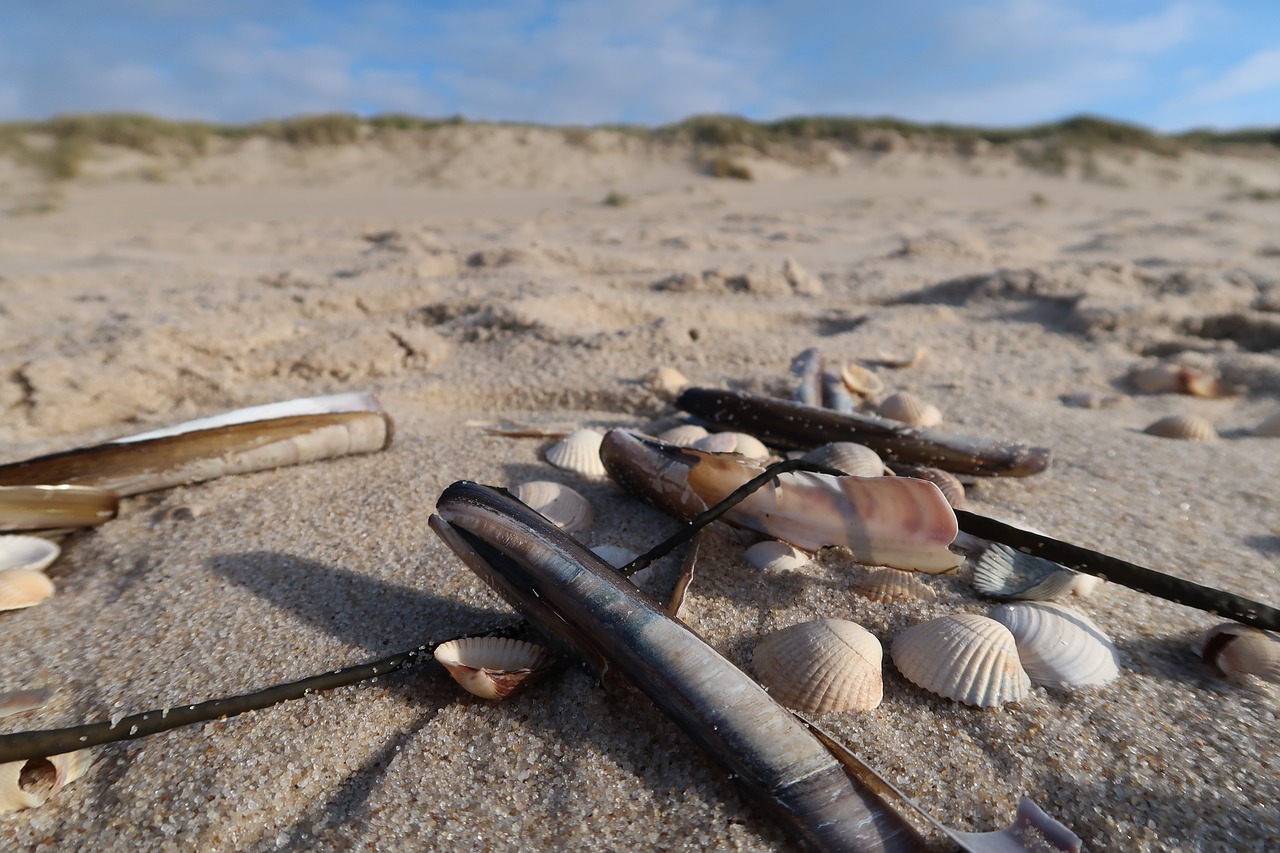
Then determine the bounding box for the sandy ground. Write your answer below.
[1,137,1278,851]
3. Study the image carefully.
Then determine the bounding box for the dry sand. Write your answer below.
[1,133,1278,851]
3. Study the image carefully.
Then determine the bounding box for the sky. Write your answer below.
[1,1,1277,132]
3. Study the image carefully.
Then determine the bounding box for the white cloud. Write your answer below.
[1184,49,1280,103]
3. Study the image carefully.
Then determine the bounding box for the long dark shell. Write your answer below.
[677,387,1051,477]
[431,481,926,852]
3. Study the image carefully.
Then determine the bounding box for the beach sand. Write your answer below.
[1,130,1278,851]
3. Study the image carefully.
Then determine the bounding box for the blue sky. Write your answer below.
[1,1,1277,131]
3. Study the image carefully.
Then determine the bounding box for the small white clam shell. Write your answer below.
[433,637,556,700]
[989,602,1120,689]
[691,431,770,460]
[544,429,608,477]
[802,442,886,478]
[972,544,1082,601]
[641,366,690,400]
[1200,623,1280,683]
[656,424,710,446]
[744,540,811,572]
[1253,410,1280,437]
[877,391,942,427]
[590,544,638,568]
[839,363,885,397]
[1143,413,1217,441]
[0,749,92,813]
[891,613,1031,707]
[0,569,55,611]
[853,568,938,603]
[510,481,595,533]
[0,535,60,572]
[753,619,883,713]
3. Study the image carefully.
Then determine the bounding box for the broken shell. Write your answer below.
[802,442,886,478]
[876,392,942,428]
[0,535,60,573]
[590,544,638,568]
[990,602,1120,689]
[642,366,690,400]
[744,540,812,572]
[544,429,608,477]
[0,688,52,720]
[656,424,710,446]
[0,749,92,813]
[1253,411,1280,437]
[972,543,1084,601]
[888,464,965,508]
[753,619,883,713]
[1200,623,1280,683]
[433,637,556,700]
[839,363,885,397]
[691,431,771,460]
[509,481,595,533]
[854,568,938,603]
[0,569,55,611]
[1143,413,1218,441]
[891,613,1031,707]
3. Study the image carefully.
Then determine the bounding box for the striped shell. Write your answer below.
[1253,411,1280,437]
[972,544,1085,601]
[744,540,811,572]
[691,431,770,460]
[877,392,942,427]
[1200,624,1280,683]
[1143,414,1217,441]
[510,481,594,533]
[990,602,1120,689]
[0,569,55,611]
[854,568,938,603]
[889,464,965,508]
[433,637,556,700]
[753,619,883,713]
[801,442,886,478]
[656,424,710,446]
[545,429,608,477]
[891,613,1031,707]
[0,535,60,572]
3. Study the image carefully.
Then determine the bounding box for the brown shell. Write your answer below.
[889,464,965,508]
[0,569,55,611]
[753,619,883,713]
[1200,623,1280,683]
[853,568,938,603]
[876,391,942,427]
[1143,414,1218,441]
[839,363,885,397]
[434,637,556,700]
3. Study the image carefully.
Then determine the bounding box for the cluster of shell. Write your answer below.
[790,346,944,429]
[1064,359,1280,442]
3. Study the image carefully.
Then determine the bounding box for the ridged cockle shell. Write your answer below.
[891,613,1031,707]
[753,619,883,713]
[990,602,1120,689]
[0,569,55,611]
[801,442,886,478]
[691,431,770,460]
[1200,624,1280,683]
[854,568,938,603]
[433,637,556,700]
[877,392,942,427]
[545,429,608,477]
[1143,414,1218,441]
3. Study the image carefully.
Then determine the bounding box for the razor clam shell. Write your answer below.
[877,391,942,428]
[821,370,857,414]
[509,481,595,534]
[753,619,884,713]
[0,535,60,573]
[0,569,55,611]
[854,568,938,603]
[1143,413,1218,441]
[676,387,1051,477]
[1200,624,1280,683]
[656,424,710,446]
[433,637,556,700]
[790,347,824,407]
[892,613,1031,707]
[744,540,812,572]
[0,485,118,532]
[887,463,965,508]
[544,429,608,478]
[599,430,962,574]
[802,442,887,478]
[0,396,393,497]
[990,602,1120,689]
[972,543,1083,601]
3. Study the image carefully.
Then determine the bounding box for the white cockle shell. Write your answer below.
[801,442,886,478]
[433,637,556,700]
[972,544,1088,601]
[1143,413,1218,441]
[691,431,771,460]
[744,540,812,572]
[1199,623,1280,683]
[545,429,608,477]
[656,424,710,446]
[854,568,938,603]
[989,602,1120,689]
[0,535,60,573]
[891,613,1031,707]
[510,481,595,533]
[753,619,883,713]
[877,391,942,427]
